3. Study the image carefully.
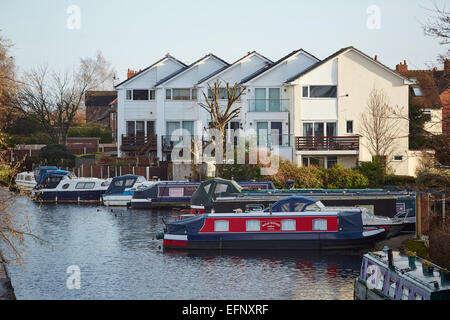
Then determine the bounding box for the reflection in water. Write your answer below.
[7,197,364,300]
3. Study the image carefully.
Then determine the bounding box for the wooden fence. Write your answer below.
[67,165,168,180]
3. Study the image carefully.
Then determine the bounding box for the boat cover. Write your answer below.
[34,166,58,183]
[191,178,243,208]
[264,196,319,213]
[105,175,142,195]
[35,170,71,187]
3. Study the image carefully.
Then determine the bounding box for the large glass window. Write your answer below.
[346,121,354,134]
[309,86,337,98]
[172,88,191,100]
[269,88,281,111]
[126,121,135,137]
[255,88,266,111]
[133,90,149,100]
[389,281,397,298]
[136,121,145,137]
[166,122,181,138]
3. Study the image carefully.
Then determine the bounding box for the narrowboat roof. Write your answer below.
[364,251,450,293]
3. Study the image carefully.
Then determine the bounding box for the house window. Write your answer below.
[172,88,191,101]
[327,157,338,168]
[191,88,197,100]
[282,220,296,231]
[388,280,397,298]
[412,87,423,97]
[133,89,149,101]
[214,220,229,232]
[303,122,337,137]
[415,293,423,300]
[313,219,328,231]
[246,220,261,232]
[136,121,145,137]
[302,86,309,98]
[393,155,403,162]
[309,86,337,98]
[166,89,172,100]
[346,121,354,134]
[126,90,132,101]
[149,90,156,100]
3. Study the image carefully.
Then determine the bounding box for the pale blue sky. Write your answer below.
[0,0,447,83]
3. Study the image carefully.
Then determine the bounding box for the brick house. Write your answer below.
[85,91,118,128]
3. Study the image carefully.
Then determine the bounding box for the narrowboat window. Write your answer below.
[402,287,410,300]
[313,219,328,231]
[214,220,229,232]
[124,179,135,187]
[62,184,70,190]
[282,220,296,231]
[415,293,423,300]
[388,280,397,298]
[246,220,261,232]
[25,176,32,181]
[376,273,385,291]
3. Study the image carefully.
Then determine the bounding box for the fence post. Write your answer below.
[119,167,122,176]
[100,166,103,179]
[133,167,135,175]
[443,193,446,223]
[416,192,421,239]
[146,167,150,180]
[108,166,110,179]
[90,165,93,178]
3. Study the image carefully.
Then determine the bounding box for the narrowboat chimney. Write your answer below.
[388,249,394,269]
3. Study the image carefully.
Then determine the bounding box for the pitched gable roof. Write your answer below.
[154,53,229,87]
[398,69,443,109]
[196,51,273,85]
[285,46,412,84]
[114,54,187,89]
[85,91,117,107]
[240,49,320,84]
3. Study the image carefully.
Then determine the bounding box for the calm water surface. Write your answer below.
[7,196,365,300]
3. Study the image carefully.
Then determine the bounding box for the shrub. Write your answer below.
[355,158,385,188]
[68,126,113,144]
[384,175,416,187]
[322,165,370,189]
[38,144,75,167]
[269,160,324,189]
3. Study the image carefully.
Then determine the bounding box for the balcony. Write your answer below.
[296,136,359,151]
[121,135,157,154]
[249,99,289,112]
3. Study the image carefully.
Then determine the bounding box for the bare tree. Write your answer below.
[422,1,450,62]
[18,61,98,144]
[359,88,404,162]
[80,50,116,91]
[198,80,245,177]
[0,31,20,132]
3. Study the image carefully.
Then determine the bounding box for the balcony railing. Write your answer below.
[254,134,291,148]
[121,135,157,153]
[296,136,360,151]
[249,99,289,112]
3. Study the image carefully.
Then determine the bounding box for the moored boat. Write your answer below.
[32,170,109,203]
[102,175,153,206]
[354,248,450,300]
[14,166,58,192]
[266,196,407,238]
[130,180,277,209]
[162,207,387,251]
[191,178,416,218]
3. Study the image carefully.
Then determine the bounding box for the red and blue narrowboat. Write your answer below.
[162,201,387,251]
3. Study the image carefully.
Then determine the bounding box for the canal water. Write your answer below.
[7,196,365,300]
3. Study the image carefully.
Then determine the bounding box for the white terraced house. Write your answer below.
[115,46,417,176]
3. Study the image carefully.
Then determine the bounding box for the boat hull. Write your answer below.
[33,190,105,203]
[102,195,133,206]
[164,230,386,251]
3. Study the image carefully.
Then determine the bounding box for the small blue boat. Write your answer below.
[102,175,152,206]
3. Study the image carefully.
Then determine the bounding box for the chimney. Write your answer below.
[127,68,138,79]
[445,59,450,71]
[396,60,408,73]
[374,55,378,62]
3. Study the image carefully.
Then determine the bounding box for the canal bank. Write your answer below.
[0,253,16,300]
